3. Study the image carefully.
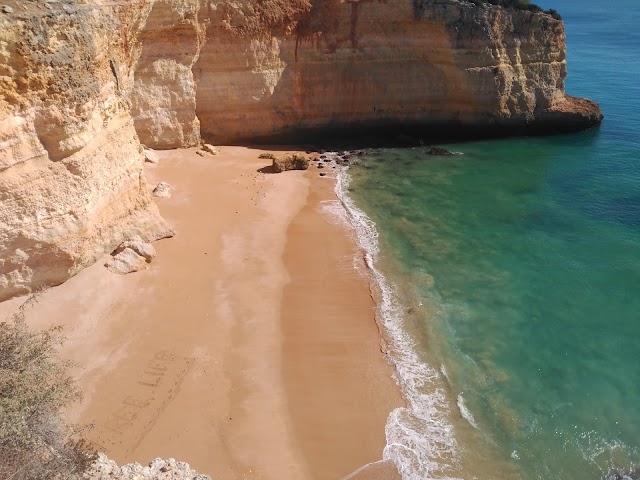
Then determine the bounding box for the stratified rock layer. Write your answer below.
[193,0,602,143]
[0,0,602,300]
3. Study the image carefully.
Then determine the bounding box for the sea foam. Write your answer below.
[330,166,461,480]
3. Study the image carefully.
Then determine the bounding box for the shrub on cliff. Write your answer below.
[0,297,95,480]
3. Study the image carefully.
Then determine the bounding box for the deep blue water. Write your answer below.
[346,1,640,478]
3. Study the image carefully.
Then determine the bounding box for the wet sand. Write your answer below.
[0,146,402,479]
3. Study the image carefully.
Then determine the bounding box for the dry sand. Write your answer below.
[0,146,402,480]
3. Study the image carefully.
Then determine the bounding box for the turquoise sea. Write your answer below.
[340,1,640,478]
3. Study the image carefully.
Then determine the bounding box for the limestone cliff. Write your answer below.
[0,0,601,300]
[0,4,173,301]
[193,0,602,143]
[131,0,206,149]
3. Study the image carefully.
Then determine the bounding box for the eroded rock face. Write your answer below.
[0,5,173,301]
[193,0,602,143]
[124,0,602,148]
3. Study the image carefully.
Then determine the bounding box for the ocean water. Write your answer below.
[339,1,640,478]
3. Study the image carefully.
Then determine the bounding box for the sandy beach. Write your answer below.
[0,146,402,480]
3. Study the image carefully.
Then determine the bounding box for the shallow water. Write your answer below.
[344,1,640,478]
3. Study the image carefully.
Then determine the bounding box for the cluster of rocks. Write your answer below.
[308,145,453,176]
[85,454,210,480]
[105,237,156,275]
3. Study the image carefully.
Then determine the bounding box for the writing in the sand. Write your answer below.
[99,350,176,437]
[138,350,175,388]
[101,395,151,435]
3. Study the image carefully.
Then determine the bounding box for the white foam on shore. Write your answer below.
[332,167,461,480]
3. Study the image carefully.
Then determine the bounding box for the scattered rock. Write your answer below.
[144,148,159,164]
[258,152,275,159]
[202,144,220,155]
[425,146,454,156]
[44,3,52,9]
[319,172,326,176]
[317,164,325,169]
[153,182,172,198]
[2,5,13,13]
[272,153,309,173]
[196,150,205,157]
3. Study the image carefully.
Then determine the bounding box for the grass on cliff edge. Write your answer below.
[0,295,96,480]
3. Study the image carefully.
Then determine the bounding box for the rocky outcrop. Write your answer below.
[0,4,173,301]
[85,454,210,479]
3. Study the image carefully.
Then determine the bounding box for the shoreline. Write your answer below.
[0,146,403,479]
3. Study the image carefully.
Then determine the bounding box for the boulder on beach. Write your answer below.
[153,182,172,198]
[272,154,309,173]
[106,237,157,275]
[113,236,156,262]
[144,148,159,163]
[202,144,220,155]
[106,248,150,275]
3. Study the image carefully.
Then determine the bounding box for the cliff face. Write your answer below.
[0,0,601,300]
[131,0,205,149]
[0,5,172,301]
[192,0,601,143]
